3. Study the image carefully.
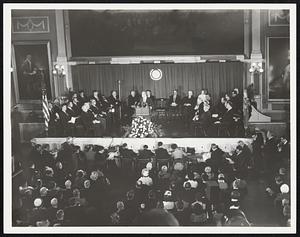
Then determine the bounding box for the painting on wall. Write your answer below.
[267,37,290,100]
[268,10,290,26]
[12,42,52,101]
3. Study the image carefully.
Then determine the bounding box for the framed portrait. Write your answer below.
[268,10,290,26]
[266,37,290,101]
[11,41,53,103]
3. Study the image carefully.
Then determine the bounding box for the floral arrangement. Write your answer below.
[122,116,165,138]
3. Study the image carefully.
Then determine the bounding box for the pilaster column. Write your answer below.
[54,10,73,96]
[250,10,263,110]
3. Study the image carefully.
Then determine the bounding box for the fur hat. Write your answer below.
[280,184,289,193]
[34,198,43,207]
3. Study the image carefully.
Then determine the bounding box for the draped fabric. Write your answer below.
[72,62,244,105]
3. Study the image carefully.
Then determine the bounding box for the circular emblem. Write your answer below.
[150,68,163,81]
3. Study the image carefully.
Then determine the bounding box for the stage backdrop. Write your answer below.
[72,62,244,104]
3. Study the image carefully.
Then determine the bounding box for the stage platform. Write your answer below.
[31,137,253,154]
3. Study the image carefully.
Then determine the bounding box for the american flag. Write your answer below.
[42,89,50,131]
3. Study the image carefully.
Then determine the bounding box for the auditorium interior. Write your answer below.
[8,8,293,230]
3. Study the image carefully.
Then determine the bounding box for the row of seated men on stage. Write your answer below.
[46,87,243,137]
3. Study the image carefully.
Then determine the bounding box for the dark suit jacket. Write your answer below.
[212,102,227,118]
[128,95,140,107]
[59,111,71,127]
[221,109,235,128]
[120,148,137,159]
[72,102,81,116]
[108,95,121,108]
[100,95,110,111]
[90,95,102,108]
[66,107,77,118]
[90,105,101,114]
[155,147,170,160]
[138,149,154,160]
[138,97,153,107]
[78,95,88,107]
[168,95,181,107]
[198,110,212,126]
[182,96,196,107]
[80,111,95,130]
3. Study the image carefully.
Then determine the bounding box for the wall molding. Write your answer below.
[12,16,50,33]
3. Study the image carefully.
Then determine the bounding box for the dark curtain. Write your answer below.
[72,62,244,105]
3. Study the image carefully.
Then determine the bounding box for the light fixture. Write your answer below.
[249,62,264,73]
[53,64,65,76]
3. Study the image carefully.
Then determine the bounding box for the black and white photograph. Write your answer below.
[3,3,296,234]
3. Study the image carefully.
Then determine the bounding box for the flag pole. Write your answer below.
[42,88,49,137]
[118,80,121,120]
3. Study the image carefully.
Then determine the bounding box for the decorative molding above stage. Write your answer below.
[12,16,50,33]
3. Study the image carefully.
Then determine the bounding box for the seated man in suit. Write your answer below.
[58,104,72,137]
[78,90,88,108]
[168,90,181,110]
[128,90,140,117]
[119,143,137,159]
[138,91,153,109]
[72,96,81,117]
[146,90,156,110]
[138,145,155,160]
[155,142,170,160]
[219,101,236,136]
[182,90,196,127]
[80,102,102,137]
[89,98,107,132]
[47,102,60,136]
[66,101,78,118]
[212,97,227,119]
[193,102,212,136]
[90,90,102,108]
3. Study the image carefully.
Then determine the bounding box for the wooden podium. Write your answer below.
[135,106,150,116]
[133,106,151,120]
